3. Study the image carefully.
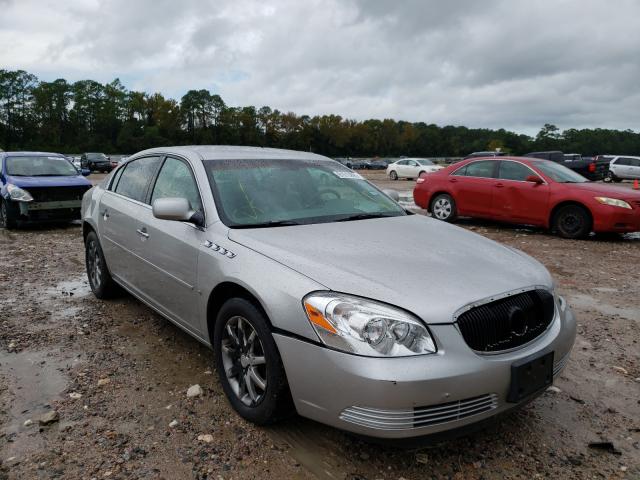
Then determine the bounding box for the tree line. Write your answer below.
[1,69,639,157]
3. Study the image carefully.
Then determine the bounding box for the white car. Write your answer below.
[606,156,640,182]
[386,158,443,180]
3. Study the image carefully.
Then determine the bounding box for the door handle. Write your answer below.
[136,228,149,238]
[495,183,504,188]
[449,178,458,183]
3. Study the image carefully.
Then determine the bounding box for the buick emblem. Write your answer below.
[508,306,528,337]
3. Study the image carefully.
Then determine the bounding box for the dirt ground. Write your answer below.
[0,172,639,479]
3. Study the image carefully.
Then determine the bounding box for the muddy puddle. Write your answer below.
[0,348,79,458]
[268,421,348,480]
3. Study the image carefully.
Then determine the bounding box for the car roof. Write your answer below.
[131,145,331,162]
[461,156,540,164]
[1,151,64,157]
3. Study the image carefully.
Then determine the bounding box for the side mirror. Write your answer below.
[81,168,91,176]
[152,197,204,227]
[382,189,400,201]
[525,175,544,184]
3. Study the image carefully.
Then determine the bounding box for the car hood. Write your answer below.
[5,174,91,188]
[563,182,640,200]
[228,215,553,324]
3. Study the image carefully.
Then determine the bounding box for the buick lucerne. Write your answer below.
[81,146,576,439]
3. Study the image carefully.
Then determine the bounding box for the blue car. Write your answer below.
[0,152,93,228]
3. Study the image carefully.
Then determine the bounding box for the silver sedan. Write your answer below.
[81,146,576,439]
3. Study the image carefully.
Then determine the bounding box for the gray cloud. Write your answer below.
[1,0,639,134]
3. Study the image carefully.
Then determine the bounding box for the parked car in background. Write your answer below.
[0,152,92,228]
[386,158,443,180]
[605,156,640,182]
[413,156,640,238]
[595,155,615,164]
[81,152,112,173]
[365,159,388,170]
[524,151,608,181]
[348,158,370,170]
[82,145,575,439]
[563,153,584,161]
[334,158,353,168]
[464,151,506,160]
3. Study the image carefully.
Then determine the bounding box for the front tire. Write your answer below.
[0,199,17,229]
[85,231,118,298]
[430,193,457,222]
[214,298,292,425]
[604,171,617,183]
[389,171,398,180]
[552,205,591,239]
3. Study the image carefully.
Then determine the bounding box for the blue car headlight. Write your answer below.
[7,184,33,202]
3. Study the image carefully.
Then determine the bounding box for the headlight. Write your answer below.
[7,184,33,202]
[303,292,436,357]
[594,197,631,209]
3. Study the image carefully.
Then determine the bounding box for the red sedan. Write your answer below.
[413,156,640,238]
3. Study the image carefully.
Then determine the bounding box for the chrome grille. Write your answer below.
[457,289,555,353]
[340,394,498,431]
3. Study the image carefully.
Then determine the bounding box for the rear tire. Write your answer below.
[389,171,398,180]
[214,298,292,425]
[430,194,457,222]
[85,231,118,298]
[0,199,17,229]
[604,171,617,183]
[552,205,591,239]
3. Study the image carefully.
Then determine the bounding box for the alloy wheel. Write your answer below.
[220,316,268,407]
[87,239,102,289]
[433,198,453,220]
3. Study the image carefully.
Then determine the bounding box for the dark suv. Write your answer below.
[81,153,112,173]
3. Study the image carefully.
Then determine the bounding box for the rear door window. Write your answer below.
[616,157,631,166]
[462,161,496,178]
[498,161,533,181]
[114,156,161,203]
[109,165,125,191]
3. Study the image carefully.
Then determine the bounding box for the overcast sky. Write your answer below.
[1,0,639,135]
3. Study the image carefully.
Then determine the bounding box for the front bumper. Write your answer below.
[275,304,576,439]
[10,199,82,223]
[592,203,640,233]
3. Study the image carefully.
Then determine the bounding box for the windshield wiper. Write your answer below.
[334,212,401,222]
[232,219,303,229]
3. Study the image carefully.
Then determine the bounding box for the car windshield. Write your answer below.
[531,160,589,183]
[204,159,406,228]
[417,159,434,165]
[5,156,79,176]
[87,153,107,160]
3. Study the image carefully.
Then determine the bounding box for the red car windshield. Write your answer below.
[530,160,589,183]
